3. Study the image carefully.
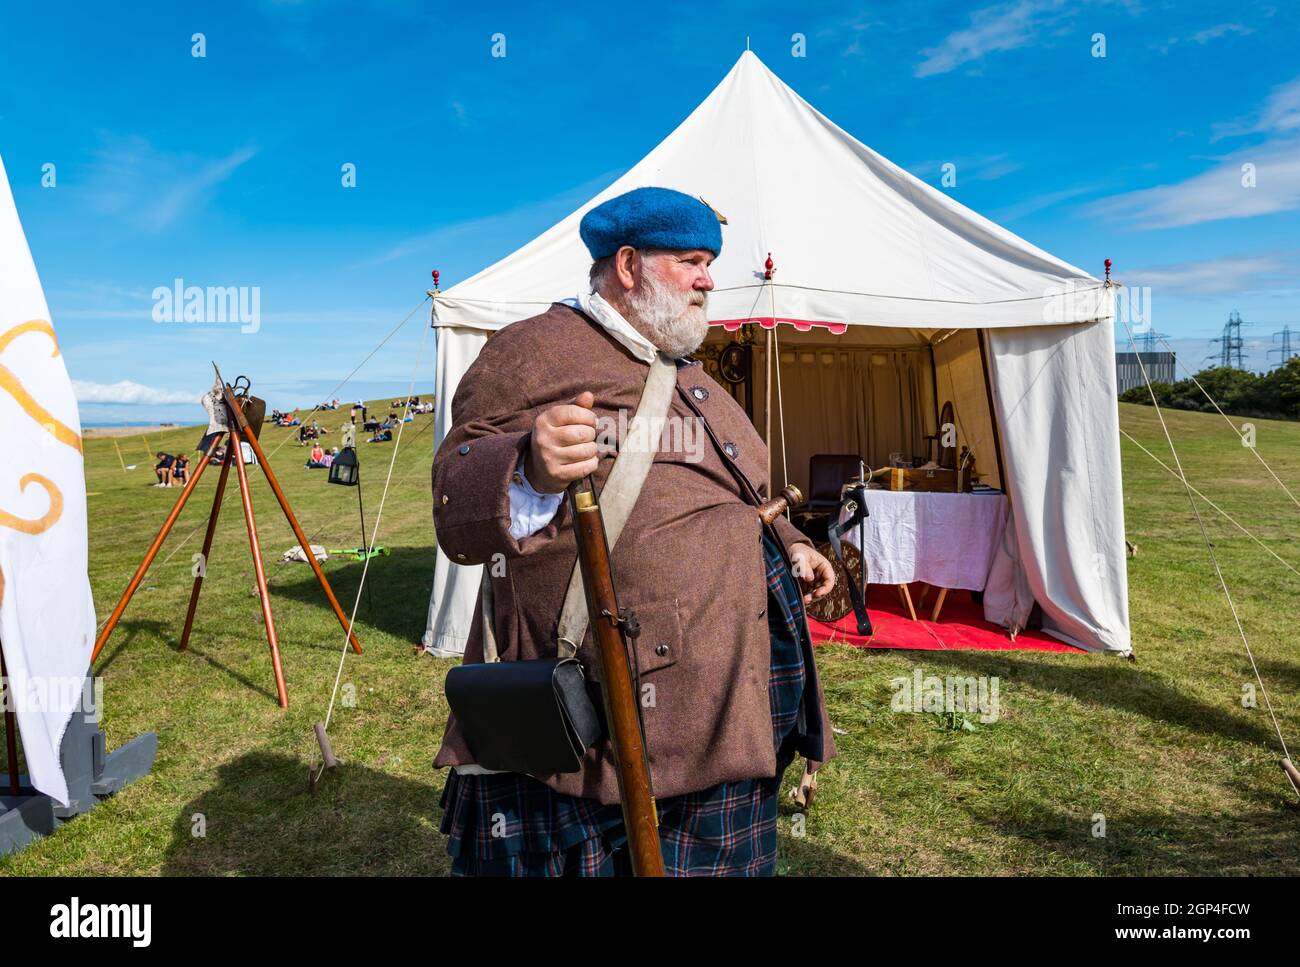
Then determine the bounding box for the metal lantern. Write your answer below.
[328,446,359,487]
[327,445,373,609]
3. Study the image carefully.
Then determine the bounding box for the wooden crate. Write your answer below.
[879,465,974,493]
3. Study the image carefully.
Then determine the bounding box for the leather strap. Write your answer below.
[480,352,678,663]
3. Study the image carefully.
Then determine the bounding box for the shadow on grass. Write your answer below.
[99,617,283,705]
[180,642,283,706]
[964,799,1300,875]
[776,804,873,875]
[270,545,436,645]
[887,649,1279,748]
[164,751,859,876]
[1253,658,1300,693]
[95,618,170,674]
[164,751,450,875]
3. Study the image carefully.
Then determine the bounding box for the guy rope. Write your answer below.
[1113,268,1299,800]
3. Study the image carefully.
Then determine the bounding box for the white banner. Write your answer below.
[0,153,96,804]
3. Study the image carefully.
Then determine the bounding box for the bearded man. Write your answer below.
[432,186,837,876]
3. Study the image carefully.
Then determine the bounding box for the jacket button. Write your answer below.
[723,441,738,459]
[655,644,669,657]
[690,386,709,401]
[758,607,766,618]
[511,472,523,485]
[455,552,467,561]
[441,494,449,504]
[458,444,471,455]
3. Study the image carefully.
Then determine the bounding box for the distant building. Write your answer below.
[1116,351,1176,394]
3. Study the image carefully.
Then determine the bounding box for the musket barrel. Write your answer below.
[569,481,666,877]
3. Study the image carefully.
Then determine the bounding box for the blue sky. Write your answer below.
[1,0,1297,424]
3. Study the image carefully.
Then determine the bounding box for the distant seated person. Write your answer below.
[171,453,189,484]
[367,428,393,443]
[154,452,176,486]
[323,447,338,468]
[305,443,327,468]
[363,417,380,433]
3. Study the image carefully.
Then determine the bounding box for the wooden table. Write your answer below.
[835,489,1009,621]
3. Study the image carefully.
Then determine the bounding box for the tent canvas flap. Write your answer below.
[988,318,1131,653]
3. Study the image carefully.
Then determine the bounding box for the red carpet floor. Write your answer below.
[809,584,1083,653]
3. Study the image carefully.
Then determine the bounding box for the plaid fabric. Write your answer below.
[440,770,781,876]
[438,527,809,877]
[764,527,808,751]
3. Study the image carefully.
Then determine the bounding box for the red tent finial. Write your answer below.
[764,253,774,280]
[432,269,440,289]
[1103,258,1111,282]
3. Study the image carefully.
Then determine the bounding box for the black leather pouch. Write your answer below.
[444,657,603,775]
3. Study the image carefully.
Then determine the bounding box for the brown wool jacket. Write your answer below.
[431,303,837,804]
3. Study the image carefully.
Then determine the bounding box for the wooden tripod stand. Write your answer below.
[90,371,362,707]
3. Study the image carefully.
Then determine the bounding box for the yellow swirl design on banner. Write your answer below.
[0,473,63,535]
[0,318,60,355]
[0,318,81,453]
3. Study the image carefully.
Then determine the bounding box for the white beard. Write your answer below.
[626,263,710,358]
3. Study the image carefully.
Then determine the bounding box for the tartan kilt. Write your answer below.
[439,526,808,877]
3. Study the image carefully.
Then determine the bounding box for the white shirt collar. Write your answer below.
[562,289,661,365]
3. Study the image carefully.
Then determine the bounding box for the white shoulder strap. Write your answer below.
[480,352,678,663]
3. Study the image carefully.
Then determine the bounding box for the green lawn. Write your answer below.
[2,400,1298,875]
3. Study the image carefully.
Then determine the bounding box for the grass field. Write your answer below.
[2,399,1298,876]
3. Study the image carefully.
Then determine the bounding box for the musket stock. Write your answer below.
[568,479,666,877]
[758,484,805,525]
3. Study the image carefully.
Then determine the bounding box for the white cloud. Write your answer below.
[83,135,257,232]
[149,147,258,231]
[1213,75,1300,141]
[914,0,1063,78]
[1121,253,1295,296]
[71,380,196,405]
[354,168,623,268]
[1190,23,1253,44]
[1085,138,1300,228]
[989,182,1106,222]
[1154,22,1254,55]
[905,153,1024,182]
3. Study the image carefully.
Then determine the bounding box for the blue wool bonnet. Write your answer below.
[579,187,723,260]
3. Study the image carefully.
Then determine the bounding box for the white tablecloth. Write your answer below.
[837,490,1009,591]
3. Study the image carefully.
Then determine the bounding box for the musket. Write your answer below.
[758,484,804,526]
[568,476,809,875]
[568,477,665,877]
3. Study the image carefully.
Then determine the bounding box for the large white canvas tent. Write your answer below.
[422,50,1130,656]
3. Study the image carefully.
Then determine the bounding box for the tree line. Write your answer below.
[1119,357,1300,420]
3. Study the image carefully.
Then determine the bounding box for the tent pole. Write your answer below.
[1,641,20,795]
[770,285,788,490]
[927,343,940,447]
[977,329,1008,497]
[765,326,773,492]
